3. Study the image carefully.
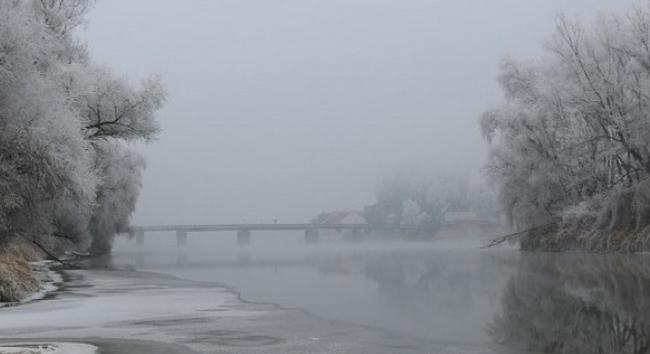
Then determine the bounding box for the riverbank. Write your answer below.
[0,241,65,306]
[519,223,650,252]
[0,253,39,304]
[0,263,508,353]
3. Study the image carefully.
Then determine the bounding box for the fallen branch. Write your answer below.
[481,224,552,249]
[15,233,80,269]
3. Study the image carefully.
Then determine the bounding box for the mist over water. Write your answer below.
[112,233,518,346]
[112,233,650,352]
[6,0,650,353]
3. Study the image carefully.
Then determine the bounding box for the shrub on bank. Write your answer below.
[0,251,38,303]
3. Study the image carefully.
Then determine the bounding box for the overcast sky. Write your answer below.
[83,0,638,225]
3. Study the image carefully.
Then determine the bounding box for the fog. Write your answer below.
[77,0,637,225]
[5,1,650,353]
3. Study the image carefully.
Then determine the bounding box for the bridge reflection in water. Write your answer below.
[117,244,650,352]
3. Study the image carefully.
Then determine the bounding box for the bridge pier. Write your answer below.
[237,230,251,245]
[176,252,187,266]
[176,230,188,247]
[237,251,251,264]
[345,228,363,241]
[305,229,319,244]
[135,230,145,248]
[135,252,145,267]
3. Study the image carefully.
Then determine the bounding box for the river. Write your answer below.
[109,231,650,353]
[3,232,649,353]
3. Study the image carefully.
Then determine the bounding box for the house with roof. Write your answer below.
[311,210,366,238]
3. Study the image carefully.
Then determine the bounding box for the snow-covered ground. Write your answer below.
[0,269,245,340]
[0,343,96,354]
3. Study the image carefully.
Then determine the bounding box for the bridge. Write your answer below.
[128,223,436,247]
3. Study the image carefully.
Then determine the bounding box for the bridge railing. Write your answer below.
[125,223,437,247]
[131,223,434,233]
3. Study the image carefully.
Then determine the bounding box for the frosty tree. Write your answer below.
[482,5,650,237]
[0,0,165,254]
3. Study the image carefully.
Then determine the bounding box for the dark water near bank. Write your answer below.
[112,232,650,353]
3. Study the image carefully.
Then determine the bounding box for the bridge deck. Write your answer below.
[132,223,433,233]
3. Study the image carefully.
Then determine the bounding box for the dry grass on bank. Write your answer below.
[0,243,42,303]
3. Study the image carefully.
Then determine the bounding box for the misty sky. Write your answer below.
[83,0,637,225]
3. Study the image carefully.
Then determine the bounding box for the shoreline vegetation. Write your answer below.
[521,224,650,253]
[485,223,650,253]
[0,0,164,304]
[0,247,40,303]
[481,4,650,251]
[0,242,66,305]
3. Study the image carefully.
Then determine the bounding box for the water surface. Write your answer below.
[113,232,650,353]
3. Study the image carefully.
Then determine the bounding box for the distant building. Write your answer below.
[363,200,402,225]
[311,211,366,238]
[312,211,366,225]
[340,211,365,224]
[436,210,505,239]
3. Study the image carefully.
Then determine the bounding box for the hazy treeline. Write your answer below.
[311,171,499,232]
[0,0,164,254]
[482,5,650,237]
[313,171,499,230]
[363,171,499,227]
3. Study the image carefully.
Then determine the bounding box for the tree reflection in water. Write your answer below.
[361,250,513,343]
[490,253,650,354]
